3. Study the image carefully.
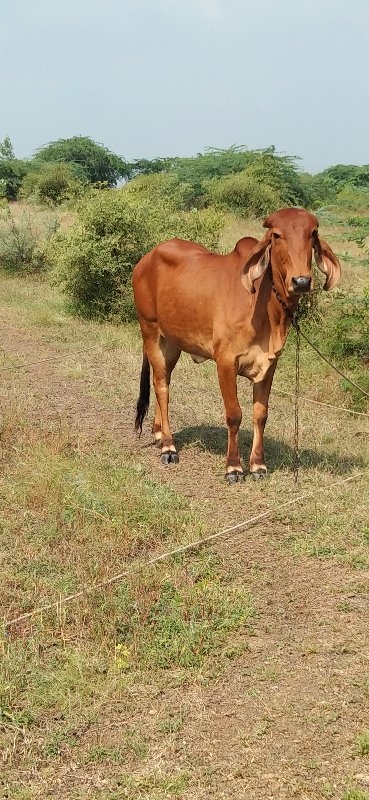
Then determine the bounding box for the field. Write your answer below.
[0,212,369,800]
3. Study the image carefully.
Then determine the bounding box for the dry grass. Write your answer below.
[0,209,368,799]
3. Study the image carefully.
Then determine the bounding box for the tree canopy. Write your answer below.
[35,136,129,186]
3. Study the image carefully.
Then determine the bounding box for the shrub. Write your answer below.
[0,158,30,201]
[299,172,336,208]
[0,207,59,273]
[19,162,84,206]
[335,186,369,213]
[124,171,193,211]
[48,191,147,319]
[326,292,369,363]
[204,170,282,217]
[49,188,226,319]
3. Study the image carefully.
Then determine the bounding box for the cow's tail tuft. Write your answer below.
[135,353,150,435]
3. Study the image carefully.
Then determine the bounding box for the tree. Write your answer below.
[126,146,310,209]
[0,158,29,200]
[35,136,128,186]
[0,135,15,159]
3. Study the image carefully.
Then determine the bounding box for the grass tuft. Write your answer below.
[357,730,369,755]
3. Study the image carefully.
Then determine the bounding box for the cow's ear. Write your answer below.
[241,230,272,293]
[313,233,341,291]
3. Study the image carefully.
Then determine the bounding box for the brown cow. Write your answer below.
[132,208,341,482]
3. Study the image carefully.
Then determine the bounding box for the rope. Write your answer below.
[270,280,369,401]
[273,388,369,419]
[293,322,300,483]
[4,471,365,630]
[297,328,369,399]
[0,345,103,373]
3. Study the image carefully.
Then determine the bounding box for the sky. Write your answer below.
[1,0,369,173]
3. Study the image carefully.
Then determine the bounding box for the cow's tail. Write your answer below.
[135,352,150,435]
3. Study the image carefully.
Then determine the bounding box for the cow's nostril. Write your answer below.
[292,276,311,292]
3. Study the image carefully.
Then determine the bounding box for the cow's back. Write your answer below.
[132,236,258,358]
[133,238,220,320]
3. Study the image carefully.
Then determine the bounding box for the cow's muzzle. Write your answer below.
[291,276,312,294]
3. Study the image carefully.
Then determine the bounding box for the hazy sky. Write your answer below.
[1,0,368,173]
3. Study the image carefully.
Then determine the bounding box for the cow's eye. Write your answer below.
[273,232,281,239]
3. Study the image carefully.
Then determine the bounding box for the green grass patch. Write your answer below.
[357,730,369,755]
[344,790,369,800]
[109,771,190,799]
[114,554,254,671]
[0,431,203,612]
[280,484,369,567]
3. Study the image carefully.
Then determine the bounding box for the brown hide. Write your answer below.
[132,207,341,480]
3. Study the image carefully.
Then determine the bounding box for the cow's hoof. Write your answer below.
[251,468,267,481]
[225,470,245,484]
[160,451,179,465]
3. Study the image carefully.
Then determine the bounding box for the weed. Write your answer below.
[344,790,369,800]
[158,710,185,735]
[85,745,125,765]
[357,730,369,755]
[322,781,335,797]
[114,772,190,798]
[114,558,254,671]
[362,527,369,543]
[0,205,59,272]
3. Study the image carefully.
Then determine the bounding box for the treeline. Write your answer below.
[0,135,129,203]
[2,134,369,212]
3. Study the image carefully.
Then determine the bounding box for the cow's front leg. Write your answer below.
[217,359,244,483]
[249,363,277,479]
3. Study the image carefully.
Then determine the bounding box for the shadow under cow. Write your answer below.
[173,424,364,475]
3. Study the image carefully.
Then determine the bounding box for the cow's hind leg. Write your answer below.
[249,363,276,479]
[152,400,162,447]
[145,332,181,465]
[217,358,244,483]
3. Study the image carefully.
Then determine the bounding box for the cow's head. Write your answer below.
[241,207,341,296]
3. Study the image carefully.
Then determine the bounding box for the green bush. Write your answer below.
[335,186,369,213]
[0,207,59,273]
[144,204,225,252]
[19,162,84,205]
[204,170,282,217]
[326,293,369,363]
[48,191,147,319]
[48,188,225,319]
[124,171,193,211]
[0,136,30,201]
[0,158,30,201]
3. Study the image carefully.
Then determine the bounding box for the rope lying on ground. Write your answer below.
[4,471,365,630]
[273,387,369,419]
[0,344,103,373]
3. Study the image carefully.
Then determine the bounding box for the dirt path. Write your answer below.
[1,317,369,800]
